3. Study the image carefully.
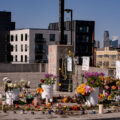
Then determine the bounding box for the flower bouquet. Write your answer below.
[84,72,104,106]
[2,77,30,105]
[84,72,104,87]
[37,73,58,99]
[76,83,93,104]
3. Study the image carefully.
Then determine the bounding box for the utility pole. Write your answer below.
[59,0,64,44]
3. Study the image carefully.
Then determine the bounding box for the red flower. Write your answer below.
[41,79,44,83]
[58,104,61,106]
[80,104,82,107]
[44,104,46,106]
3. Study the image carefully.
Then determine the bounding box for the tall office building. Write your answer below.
[0,11,15,63]
[103,31,112,48]
[112,36,118,48]
[104,31,109,41]
[94,40,100,48]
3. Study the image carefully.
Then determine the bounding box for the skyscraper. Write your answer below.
[103,31,111,47]
[104,31,109,41]
[112,36,118,48]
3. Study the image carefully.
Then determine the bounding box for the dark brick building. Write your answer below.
[0,11,15,63]
[49,20,95,66]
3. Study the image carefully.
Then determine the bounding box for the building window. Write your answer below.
[103,61,109,66]
[21,55,23,62]
[104,54,109,57]
[15,35,18,41]
[15,55,17,62]
[97,61,102,66]
[11,35,14,41]
[111,61,115,66]
[25,44,27,52]
[21,45,23,52]
[35,34,43,41]
[21,34,23,41]
[64,34,68,44]
[50,34,55,41]
[15,45,17,52]
[25,34,27,41]
[25,55,27,62]
[110,55,116,59]
[86,26,89,32]
[79,27,83,32]
[97,55,103,58]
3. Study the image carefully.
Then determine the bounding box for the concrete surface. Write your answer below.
[0,110,120,120]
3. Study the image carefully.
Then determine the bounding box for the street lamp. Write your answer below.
[64,9,73,45]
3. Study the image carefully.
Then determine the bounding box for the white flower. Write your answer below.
[27,81,31,86]
[13,84,17,88]
[7,83,13,88]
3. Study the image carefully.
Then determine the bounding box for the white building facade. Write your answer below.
[10,29,71,64]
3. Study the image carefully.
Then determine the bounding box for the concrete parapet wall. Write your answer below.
[0,63,48,72]
[0,72,45,88]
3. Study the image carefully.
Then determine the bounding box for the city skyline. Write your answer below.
[0,0,120,47]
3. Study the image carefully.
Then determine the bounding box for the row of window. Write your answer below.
[14,55,28,62]
[76,26,89,33]
[97,55,117,59]
[11,33,68,42]
[13,44,28,52]
[11,34,28,41]
[97,61,116,66]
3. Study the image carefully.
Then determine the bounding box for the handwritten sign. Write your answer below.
[48,46,57,75]
[82,57,90,71]
[116,61,120,79]
[67,56,72,72]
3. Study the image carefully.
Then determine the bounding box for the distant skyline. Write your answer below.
[0,0,120,47]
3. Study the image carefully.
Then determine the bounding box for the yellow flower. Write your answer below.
[36,88,43,94]
[59,68,61,71]
[62,97,68,103]
[116,81,120,85]
[99,93,104,98]
[108,95,111,100]
[59,83,62,86]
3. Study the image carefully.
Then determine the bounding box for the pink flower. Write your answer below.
[104,85,110,90]
[105,92,109,96]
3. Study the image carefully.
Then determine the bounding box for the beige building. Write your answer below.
[96,47,120,68]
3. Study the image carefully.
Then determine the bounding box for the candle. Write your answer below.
[46,96,48,105]
[99,104,103,114]
[2,101,6,111]
[34,97,37,106]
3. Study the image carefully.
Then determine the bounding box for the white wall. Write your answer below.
[10,29,30,64]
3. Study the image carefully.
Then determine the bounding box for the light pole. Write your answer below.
[64,9,73,45]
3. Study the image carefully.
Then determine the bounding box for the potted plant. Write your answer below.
[76,83,93,104]
[38,73,58,99]
[84,72,104,106]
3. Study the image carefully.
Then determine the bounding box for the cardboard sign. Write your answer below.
[82,57,90,71]
[116,61,120,79]
[67,56,72,72]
